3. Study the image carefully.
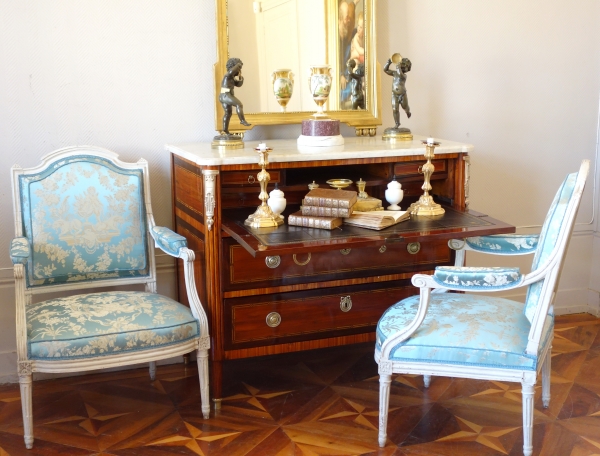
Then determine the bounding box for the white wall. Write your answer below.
[378,0,600,310]
[0,0,599,382]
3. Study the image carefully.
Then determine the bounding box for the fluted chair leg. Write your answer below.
[541,350,551,408]
[149,361,156,381]
[197,348,210,419]
[521,381,535,456]
[423,375,431,388]
[19,373,34,449]
[378,373,392,447]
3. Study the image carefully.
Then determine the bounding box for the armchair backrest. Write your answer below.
[11,146,156,291]
[523,160,589,325]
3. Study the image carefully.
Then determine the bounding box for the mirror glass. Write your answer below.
[228,0,365,113]
[215,0,380,133]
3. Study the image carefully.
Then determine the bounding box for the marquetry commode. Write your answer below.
[166,136,513,403]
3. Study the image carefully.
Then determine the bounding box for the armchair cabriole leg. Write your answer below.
[423,375,431,388]
[542,350,551,408]
[378,372,392,447]
[521,381,535,456]
[197,346,210,419]
[149,361,156,381]
[19,368,34,449]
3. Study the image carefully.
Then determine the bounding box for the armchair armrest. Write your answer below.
[150,226,187,257]
[433,266,522,291]
[10,237,30,264]
[464,234,539,255]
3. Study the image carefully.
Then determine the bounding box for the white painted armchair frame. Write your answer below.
[375,160,589,456]
[11,146,210,449]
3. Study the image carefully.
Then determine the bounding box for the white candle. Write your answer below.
[258,142,267,150]
[427,137,434,145]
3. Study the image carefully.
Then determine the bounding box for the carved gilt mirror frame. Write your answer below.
[214,0,381,136]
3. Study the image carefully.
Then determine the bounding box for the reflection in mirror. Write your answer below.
[337,0,365,110]
[215,0,380,134]
[228,0,328,113]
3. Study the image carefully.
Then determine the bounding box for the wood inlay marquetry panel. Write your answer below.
[173,160,204,216]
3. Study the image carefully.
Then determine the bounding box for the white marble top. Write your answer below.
[166,135,473,167]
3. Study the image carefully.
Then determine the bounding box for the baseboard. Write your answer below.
[554,304,599,316]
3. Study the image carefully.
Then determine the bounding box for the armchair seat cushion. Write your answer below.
[376,294,553,371]
[27,291,199,360]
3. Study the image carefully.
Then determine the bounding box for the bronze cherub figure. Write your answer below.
[213,57,251,148]
[382,54,413,141]
[347,59,365,110]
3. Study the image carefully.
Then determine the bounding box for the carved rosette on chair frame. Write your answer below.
[9,146,211,449]
[375,160,590,456]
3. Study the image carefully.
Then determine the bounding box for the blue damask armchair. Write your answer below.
[375,160,589,456]
[10,146,210,449]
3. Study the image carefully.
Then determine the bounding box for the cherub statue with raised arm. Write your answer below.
[213,57,252,148]
[382,53,413,141]
[347,59,365,110]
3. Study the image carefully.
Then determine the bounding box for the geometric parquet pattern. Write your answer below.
[1,313,600,455]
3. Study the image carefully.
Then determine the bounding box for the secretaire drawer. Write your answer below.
[224,282,414,349]
[221,170,281,186]
[222,238,451,291]
[394,159,447,178]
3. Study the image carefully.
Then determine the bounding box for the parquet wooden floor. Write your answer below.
[1,313,600,455]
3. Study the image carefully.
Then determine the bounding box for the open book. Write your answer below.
[343,210,410,230]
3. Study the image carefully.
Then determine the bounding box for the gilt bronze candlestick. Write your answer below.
[407,139,445,216]
[244,144,284,228]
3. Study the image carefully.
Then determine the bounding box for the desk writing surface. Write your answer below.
[222,206,515,258]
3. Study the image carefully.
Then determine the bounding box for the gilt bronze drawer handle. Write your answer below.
[379,245,387,253]
[266,312,281,328]
[340,248,351,255]
[265,256,281,268]
[247,175,256,184]
[407,242,421,254]
[293,252,311,266]
[340,296,352,312]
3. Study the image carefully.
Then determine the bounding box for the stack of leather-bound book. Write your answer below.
[288,188,357,230]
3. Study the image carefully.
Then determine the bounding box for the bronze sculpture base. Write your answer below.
[382,127,413,141]
[212,134,244,149]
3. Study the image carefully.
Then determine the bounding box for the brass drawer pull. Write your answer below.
[248,175,256,184]
[340,296,352,312]
[265,256,281,268]
[293,252,311,266]
[379,245,387,253]
[407,242,421,254]
[340,248,351,255]
[266,312,281,328]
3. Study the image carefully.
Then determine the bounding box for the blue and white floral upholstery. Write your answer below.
[10,147,210,449]
[27,292,199,360]
[376,294,553,370]
[433,266,521,290]
[19,156,149,287]
[523,171,578,323]
[466,234,538,254]
[375,161,589,456]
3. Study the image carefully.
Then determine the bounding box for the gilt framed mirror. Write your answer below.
[214,0,381,136]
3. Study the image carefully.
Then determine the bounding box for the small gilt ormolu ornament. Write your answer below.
[244,143,284,228]
[407,138,445,216]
